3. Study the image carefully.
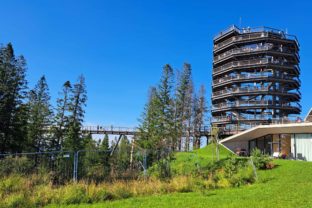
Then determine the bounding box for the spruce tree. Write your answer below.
[137,87,160,149]
[175,63,193,151]
[0,43,28,153]
[157,64,176,150]
[116,135,130,174]
[64,75,87,151]
[193,85,207,149]
[27,76,53,151]
[52,81,71,150]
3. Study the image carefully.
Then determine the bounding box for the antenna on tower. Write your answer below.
[285,28,288,34]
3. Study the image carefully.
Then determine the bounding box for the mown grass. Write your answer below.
[47,160,312,208]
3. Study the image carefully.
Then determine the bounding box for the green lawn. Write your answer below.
[47,146,312,208]
[170,144,232,175]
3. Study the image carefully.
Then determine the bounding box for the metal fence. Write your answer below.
[0,151,74,183]
[0,148,151,183]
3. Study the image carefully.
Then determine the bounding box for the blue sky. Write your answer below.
[0,0,311,127]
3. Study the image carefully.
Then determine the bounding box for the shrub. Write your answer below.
[61,184,87,204]
[109,182,132,199]
[204,156,257,188]
[32,184,58,206]
[230,166,256,187]
[94,188,115,201]
[251,148,274,170]
[2,193,33,208]
[169,176,195,193]
[0,175,24,196]
[0,157,34,177]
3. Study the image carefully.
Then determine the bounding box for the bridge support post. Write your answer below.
[110,134,123,156]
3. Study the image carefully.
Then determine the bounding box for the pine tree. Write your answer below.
[52,81,71,150]
[116,135,130,174]
[0,43,28,153]
[156,64,176,151]
[82,133,103,181]
[99,134,111,177]
[64,75,87,151]
[137,87,160,150]
[101,134,110,152]
[175,63,193,151]
[27,76,53,151]
[193,85,207,149]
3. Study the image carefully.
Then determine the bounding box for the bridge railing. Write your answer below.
[81,125,212,136]
[81,126,138,133]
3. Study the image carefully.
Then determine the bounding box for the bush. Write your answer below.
[2,193,33,208]
[230,166,256,187]
[61,184,87,204]
[169,176,195,193]
[32,184,59,206]
[251,148,274,170]
[148,157,172,180]
[94,188,115,201]
[0,157,34,177]
[110,182,132,199]
[203,156,257,188]
[0,175,24,196]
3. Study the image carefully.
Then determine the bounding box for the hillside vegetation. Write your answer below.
[50,159,312,208]
[0,144,256,208]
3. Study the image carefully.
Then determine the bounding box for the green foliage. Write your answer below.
[136,63,208,170]
[111,185,133,199]
[1,193,32,208]
[0,156,34,177]
[27,75,53,152]
[0,43,28,153]
[137,64,176,152]
[0,42,89,154]
[64,75,87,152]
[61,184,87,205]
[50,160,312,208]
[0,175,23,196]
[93,189,115,201]
[51,80,72,151]
[192,85,207,149]
[251,148,275,169]
[175,63,193,151]
[149,156,173,180]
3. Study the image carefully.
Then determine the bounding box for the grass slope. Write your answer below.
[48,146,312,208]
[170,144,233,175]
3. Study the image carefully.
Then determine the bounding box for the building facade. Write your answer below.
[212,26,301,133]
[220,122,312,161]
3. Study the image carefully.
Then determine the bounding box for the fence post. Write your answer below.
[73,151,78,182]
[143,150,147,178]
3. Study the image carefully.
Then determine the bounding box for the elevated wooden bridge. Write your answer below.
[80,125,213,137]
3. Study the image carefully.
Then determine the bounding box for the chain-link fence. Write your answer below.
[0,148,152,184]
[0,147,258,184]
[0,151,74,184]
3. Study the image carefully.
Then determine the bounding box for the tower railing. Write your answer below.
[212,86,301,99]
[213,58,299,74]
[212,100,301,111]
[213,73,300,86]
[214,26,299,49]
[214,45,299,63]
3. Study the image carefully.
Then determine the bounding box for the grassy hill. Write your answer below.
[53,160,312,208]
[48,145,312,208]
[170,144,233,175]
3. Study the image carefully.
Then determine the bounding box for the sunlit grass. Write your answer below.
[48,160,312,208]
